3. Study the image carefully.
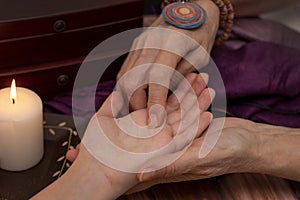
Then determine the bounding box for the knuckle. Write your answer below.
[148,96,164,106]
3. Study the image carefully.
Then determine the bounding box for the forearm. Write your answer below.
[32,146,137,199]
[231,0,299,16]
[251,124,300,181]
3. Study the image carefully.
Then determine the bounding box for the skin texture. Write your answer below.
[117,0,220,112]
[60,0,300,197]
[118,0,299,113]
[33,73,214,199]
[126,118,300,194]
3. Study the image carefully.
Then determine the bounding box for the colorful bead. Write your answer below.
[162,2,207,29]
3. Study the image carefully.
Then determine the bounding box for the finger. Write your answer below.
[195,112,213,138]
[198,88,215,111]
[167,73,209,114]
[175,58,196,76]
[171,111,212,138]
[192,73,209,96]
[147,83,169,109]
[129,86,147,111]
[168,87,214,130]
[66,147,79,162]
[173,77,212,121]
[167,85,212,127]
[167,91,199,126]
[147,51,181,115]
[120,49,161,112]
[166,73,198,113]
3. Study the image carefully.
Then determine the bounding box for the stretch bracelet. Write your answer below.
[162,0,234,45]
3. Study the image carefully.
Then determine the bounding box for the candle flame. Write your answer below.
[10,79,16,104]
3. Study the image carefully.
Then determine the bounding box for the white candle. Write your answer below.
[0,80,43,171]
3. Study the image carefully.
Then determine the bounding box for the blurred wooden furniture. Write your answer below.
[120,174,300,200]
[0,0,143,100]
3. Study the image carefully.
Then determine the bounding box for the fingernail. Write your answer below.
[138,168,155,182]
[209,112,213,122]
[149,113,158,128]
[200,73,209,85]
[149,105,166,128]
[208,88,216,100]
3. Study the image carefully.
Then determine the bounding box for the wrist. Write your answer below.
[250,124,300,180]
[194,0,220,25]
[33,146,138,199]
[72,146,138,199]
[194,0,220,14]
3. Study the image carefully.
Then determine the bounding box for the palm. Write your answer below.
[97,109,173,153]
[67,73,214,173]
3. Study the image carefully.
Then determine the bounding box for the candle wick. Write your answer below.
[12,98,15,104]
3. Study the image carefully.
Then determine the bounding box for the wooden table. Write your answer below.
[120,174,300,200]
[1,114,299,199]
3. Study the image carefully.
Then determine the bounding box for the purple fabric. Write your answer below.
[211,41,300,128]
[44,80,115,119]
[44,17,300,127]
[209,18,300,128]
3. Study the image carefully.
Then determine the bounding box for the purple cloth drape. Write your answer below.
[44,17,300,127]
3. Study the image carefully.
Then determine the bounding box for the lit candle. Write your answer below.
[0,79,43,171]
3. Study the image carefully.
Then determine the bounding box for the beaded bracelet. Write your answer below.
[161,0,234,45]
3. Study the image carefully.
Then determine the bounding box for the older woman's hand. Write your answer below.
[127,117,300,194]
[117,0,220,112]
[126,118,262,193]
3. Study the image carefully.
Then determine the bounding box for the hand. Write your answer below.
[117,0,220,112]
[67,73,214,162]
[80,73,215,193]
[126,117,260,194]
[36,73,215,199]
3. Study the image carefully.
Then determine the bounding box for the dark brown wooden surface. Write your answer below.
[1,114,299,199]
[0,0,143,67]
[1,0,141,22]
[0,0,143,101]
[120,174,300,200]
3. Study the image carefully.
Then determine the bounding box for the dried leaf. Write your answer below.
[72,130,78,136]
[49,128,55,135]
[52,171,60,177]
[61,141,68,147]
[58,122,67,127]
[57,156,65,162]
